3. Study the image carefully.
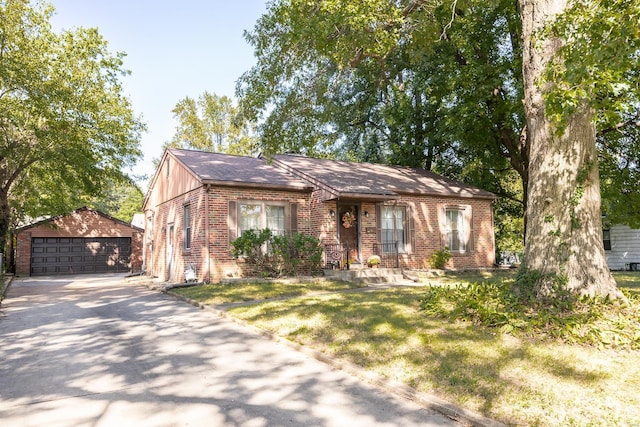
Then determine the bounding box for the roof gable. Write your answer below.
[169,149,313,191]
[18,207,143,232]
[145,149,494,204]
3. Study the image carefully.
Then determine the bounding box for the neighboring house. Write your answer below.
[143,148,497,283]
[603,225,640,270]
[15,207,143,276]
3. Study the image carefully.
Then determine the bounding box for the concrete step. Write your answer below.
[323,268,406,284]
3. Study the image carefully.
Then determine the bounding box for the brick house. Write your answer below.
[143,148,496,283]
[15,207,143,276]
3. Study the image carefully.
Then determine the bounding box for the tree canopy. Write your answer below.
[0,0,144,244]
[165,91,256,156]
[237,0,639,297]
[545,0,640,228]
[237,0,528,254]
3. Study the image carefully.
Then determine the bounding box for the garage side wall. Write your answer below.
[16,209,143,276]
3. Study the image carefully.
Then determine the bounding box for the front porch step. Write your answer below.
[323,268,408,285]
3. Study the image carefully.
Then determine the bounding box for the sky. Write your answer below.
[50,0,268,189]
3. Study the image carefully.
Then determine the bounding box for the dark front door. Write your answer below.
[338,204,359,264]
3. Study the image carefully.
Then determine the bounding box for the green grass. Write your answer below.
[613,271,640,297]
[171,278,364,305]
[171,271,640,426]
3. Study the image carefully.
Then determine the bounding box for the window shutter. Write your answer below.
[407,206,415,254]
[464,206,474,252]
[375,204,382,244]
[290,203,298,234]
[228,201,237,243]
[438,205,447,248]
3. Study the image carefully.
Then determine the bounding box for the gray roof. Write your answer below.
[271,154,496,200]
[167,149,495,200]
[169,149,313,191]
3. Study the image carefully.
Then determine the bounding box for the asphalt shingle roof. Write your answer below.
[167,148,495,199]
[271,154,496,199]
[169,149,312,191]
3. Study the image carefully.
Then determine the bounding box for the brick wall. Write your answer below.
[146,185,313,283]
[145,185,495,283]
[309,194,495,270]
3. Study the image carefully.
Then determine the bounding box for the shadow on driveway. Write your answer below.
[0,274,458,427]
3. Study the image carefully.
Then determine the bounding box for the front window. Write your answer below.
[266,205,286,236]
[239,202,287,236]
[446,208,466,252]
[239,204,262,234]
[183,205,191,250]
[381,206,406,253]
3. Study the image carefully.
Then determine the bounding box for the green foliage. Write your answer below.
[237,0,526,175]
[421,278,640,350]
[429,247,452,269]
[0,0,144,245]
[230,228,273,261]
[231,229,323,277]
[599,119,640,228]
[544,0,640,132]
[271,232,324,276]
[166,91,256,156]
[89,178,143,223]
[237,0,527,251]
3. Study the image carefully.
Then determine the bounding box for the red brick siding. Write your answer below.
[146,185,312,283]
[145,184,495,282]
[310,194,494,270]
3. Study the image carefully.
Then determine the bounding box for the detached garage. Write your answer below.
[16,207,143,276]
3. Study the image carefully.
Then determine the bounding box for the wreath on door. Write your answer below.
[342,211,356,228]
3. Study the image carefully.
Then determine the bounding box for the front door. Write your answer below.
[338,204,359,264]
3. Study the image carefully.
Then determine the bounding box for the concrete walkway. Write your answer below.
[0,274,460,427]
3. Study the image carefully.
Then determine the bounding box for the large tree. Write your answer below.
[238,0,528,255]
[520,0,638,297]
[238,0,639,298]
[0,0,144,247]
[89,178,144,223]
[166,91,256,155]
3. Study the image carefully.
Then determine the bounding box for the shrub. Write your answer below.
[271,232,323,276]
[230,229,276,276]
[429,247,452,269]
[420,280,640,350]
[231,229,323,277]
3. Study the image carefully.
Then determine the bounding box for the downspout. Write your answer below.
[144,209,154,277]
[205,184,211,282]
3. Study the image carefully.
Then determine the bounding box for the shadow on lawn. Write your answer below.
[228,286,618,425]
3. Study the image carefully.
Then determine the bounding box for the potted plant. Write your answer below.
[367,255,381,268]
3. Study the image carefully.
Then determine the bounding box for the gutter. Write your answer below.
[201,179,313,193]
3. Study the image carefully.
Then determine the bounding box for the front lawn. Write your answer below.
[171,278,364,306]
[171,271,640,426]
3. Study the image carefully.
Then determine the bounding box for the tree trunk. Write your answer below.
[0,188,11,264]
[519,0,624,299]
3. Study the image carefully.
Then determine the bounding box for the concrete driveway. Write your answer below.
[0,274,459,427]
